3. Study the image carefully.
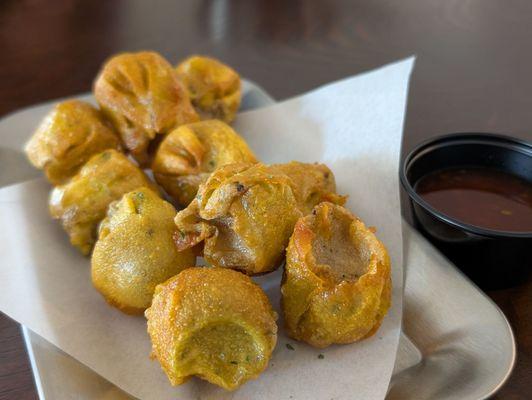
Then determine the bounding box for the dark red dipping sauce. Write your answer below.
[415,167,532,233]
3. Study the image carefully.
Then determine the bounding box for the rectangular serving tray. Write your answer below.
[0,80,515,400]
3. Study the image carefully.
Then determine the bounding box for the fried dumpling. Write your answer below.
[25,100,121,185]
[174,162,343,275]
[92,187,195,314]
[176,55,241,123]
[94,51,199,165]
[49,149,157,255]
[151,120,257,207]
[146,267,277,390]
[281,202,391,348]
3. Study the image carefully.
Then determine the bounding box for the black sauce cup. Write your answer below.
[401,133,532,290]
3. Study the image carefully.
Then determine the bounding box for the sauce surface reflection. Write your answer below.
[415,167,532,233]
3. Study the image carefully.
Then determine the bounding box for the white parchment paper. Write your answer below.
[0,57,414,400]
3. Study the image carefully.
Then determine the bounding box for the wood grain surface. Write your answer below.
[0,1,530,399]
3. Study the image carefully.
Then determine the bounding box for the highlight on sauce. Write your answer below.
[415,167,532,233]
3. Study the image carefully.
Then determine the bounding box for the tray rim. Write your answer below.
[399,225,517,399]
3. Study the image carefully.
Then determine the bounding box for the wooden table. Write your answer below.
[0,1,530,399]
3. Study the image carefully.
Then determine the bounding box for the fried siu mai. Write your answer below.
[49,149,156,255]
[176,55,241,123]
[146,267,277,390]
[25,100,121,185]
[174,162,343,275]
[281,202,392,348]
[92,187,195,314]
[151,119,257,207]
[94,51,199,165]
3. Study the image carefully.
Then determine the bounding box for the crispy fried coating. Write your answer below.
[176,55,241,123]
[49,150,157,255]
[91,188,195,314]
[24,100,121,185]
[281,202,391,348]
[94,51,199,165]
[271,162,344,215]
[146,267,277,390]
[151,120,257,206]
[174,162,343,275]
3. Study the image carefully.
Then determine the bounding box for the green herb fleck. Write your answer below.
[230,361,238,365]
[208,160,216,167]
[286,343,295,351]
[245,355,251,362]
[318,354,324,359]
[331,304,341,314]
[100,151,111,160]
